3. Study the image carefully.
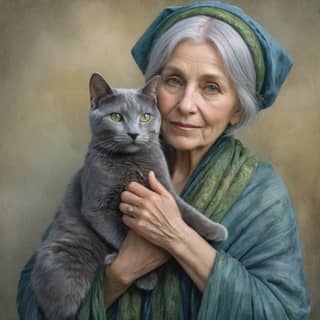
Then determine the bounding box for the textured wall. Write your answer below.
[1,1,319,319]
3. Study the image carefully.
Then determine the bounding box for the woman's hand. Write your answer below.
[119,171,217,292]
[120,171,188,253]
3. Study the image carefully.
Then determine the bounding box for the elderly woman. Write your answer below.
[17,1,310,319]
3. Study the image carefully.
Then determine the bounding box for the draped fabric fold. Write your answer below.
[16,136,310,319]
[181,137,259,221]
[197,166,311,319]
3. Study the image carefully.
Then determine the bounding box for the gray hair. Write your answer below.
[144,16,258,135]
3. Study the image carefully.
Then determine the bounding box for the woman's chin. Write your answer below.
[163,135,216,155]
[164,136,199,151]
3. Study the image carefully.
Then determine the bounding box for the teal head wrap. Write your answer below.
[131,1,293,109]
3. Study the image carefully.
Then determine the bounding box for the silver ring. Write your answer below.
[127,206,134,217]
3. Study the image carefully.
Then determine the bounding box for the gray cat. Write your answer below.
[31,73,228,320]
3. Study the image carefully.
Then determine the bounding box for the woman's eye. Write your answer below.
[165,77,182,87]
[205,84,219,95]
[110,113,123,122]
[140,113,152,122]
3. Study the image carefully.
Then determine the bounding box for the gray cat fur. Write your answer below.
[31,73,228,320]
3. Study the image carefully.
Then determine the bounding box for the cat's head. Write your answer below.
[89,73,161,154]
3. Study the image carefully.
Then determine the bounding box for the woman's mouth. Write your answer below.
[170,121,200,131]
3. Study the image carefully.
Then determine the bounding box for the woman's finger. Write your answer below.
[122,213,136,228]
[119,202,137,217]
[121,190,141,207]
[125,181,153,198]
[148,171,171,197]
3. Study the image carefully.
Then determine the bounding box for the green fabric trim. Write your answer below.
[118,286,143,319]
[156,7,265,93]
[150,261,180,320]
[183,139,258,223]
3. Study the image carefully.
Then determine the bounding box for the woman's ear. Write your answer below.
[229,105,242,126]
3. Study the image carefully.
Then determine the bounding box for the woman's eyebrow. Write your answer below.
[161,65,184,75]
[163,65,227,79]
[200,73,229,85]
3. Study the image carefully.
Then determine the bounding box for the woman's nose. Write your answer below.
[176,87,198,114]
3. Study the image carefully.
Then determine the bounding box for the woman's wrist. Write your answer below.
[164,219,195,256]
[107,257,134,286]
[104,262,131,308]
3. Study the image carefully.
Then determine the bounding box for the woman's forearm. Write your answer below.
[167,224,217,292]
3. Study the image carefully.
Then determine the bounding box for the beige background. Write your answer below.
[0,0,319,319]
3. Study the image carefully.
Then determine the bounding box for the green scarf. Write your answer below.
[79,136,258,319]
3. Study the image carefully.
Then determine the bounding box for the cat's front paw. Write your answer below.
[205,223,228,242]
[135,272,158,290]
[104,252,117,265]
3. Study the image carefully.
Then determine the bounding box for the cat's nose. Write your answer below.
[128,133,139,140]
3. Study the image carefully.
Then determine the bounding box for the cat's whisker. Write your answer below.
[93,140,122,156]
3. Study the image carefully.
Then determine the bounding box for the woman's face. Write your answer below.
[157,39,241,152]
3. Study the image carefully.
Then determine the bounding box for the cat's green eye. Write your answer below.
[140,113,152,122]
[110,113,123,122]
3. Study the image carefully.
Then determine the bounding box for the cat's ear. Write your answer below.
[141,75,160,101]
[89,73,113,108]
